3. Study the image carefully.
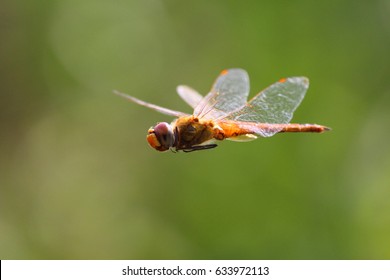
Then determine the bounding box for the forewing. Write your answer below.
[225,77,309,137]
[193,69,250,119]
[114,90,188,117]
[176,85,203,109]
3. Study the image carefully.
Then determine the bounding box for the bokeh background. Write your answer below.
[1,0,390,259]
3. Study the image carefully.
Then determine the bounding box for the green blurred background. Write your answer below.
[1,0,390,259]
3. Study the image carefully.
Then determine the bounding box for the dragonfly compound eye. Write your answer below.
[146,122,175,152]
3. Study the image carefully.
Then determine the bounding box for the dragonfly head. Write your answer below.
[146,122,175,152]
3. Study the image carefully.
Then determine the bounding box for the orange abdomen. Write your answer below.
[217,120,330,139]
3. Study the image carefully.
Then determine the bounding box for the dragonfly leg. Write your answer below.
[182,144,218,152]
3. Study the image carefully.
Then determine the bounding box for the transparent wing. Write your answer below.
[113,90,188,117]
[225,77,309,137]
[193,69,250,119]
[176,85,203,109]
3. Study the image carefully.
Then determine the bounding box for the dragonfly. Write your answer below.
[114,69,330,152]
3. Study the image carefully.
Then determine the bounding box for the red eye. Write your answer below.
[146,122,175,152]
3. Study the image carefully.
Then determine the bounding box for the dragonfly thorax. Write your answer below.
[146,122,175,152]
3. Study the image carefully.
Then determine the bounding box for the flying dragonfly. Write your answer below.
[114,69,330,152]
